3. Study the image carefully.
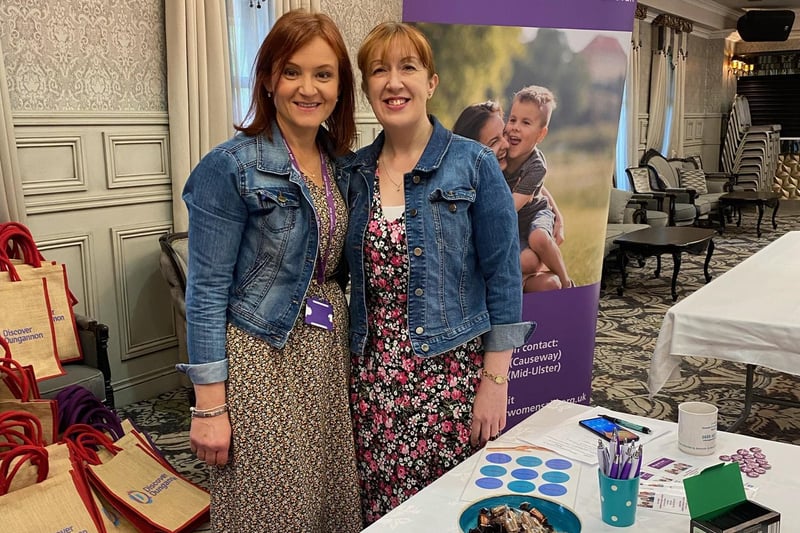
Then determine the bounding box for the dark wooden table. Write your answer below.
[719,191,780,238]
[613,226,716,301]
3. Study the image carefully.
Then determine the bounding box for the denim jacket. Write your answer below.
[341,116,534,358]
[178,123,352,384]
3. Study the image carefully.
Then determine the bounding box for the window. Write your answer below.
[226,0,274,125]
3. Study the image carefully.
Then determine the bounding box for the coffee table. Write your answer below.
[719,191,780,237]
[613,226,716,301]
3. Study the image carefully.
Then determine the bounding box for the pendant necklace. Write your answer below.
[378,159,403,192]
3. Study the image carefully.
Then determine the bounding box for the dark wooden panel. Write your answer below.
[736,74,800,138]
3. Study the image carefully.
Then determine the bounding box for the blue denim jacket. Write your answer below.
[341,116,534,358]
[177,123,352,384]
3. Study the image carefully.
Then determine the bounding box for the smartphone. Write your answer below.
[579,416,640,442]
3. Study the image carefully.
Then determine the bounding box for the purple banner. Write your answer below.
[403,0,636,32]
[507,286,599,427]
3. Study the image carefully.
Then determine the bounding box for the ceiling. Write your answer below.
[713,0,800,10]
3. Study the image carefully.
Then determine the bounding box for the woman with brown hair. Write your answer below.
[179,10,362,531]
[342,22,533,523]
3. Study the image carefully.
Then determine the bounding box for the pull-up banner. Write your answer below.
[404,0,636,429]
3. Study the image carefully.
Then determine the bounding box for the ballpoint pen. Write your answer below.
[601,414,652,434]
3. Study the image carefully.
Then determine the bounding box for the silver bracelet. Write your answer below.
[189,404,228,418]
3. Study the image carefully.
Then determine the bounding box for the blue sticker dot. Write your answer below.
[507,480,536,493]
[545,458,573,470]
[516,455,543,467]
[475,477,504,490]
[539,483,568,497]
[480,465,507,477]
[542,471,570,483]
[510,468,538,480]
[485,453,512,464]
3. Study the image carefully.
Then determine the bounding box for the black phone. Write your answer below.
[579,416,640,442]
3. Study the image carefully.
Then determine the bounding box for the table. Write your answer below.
[363,400,800,532]
[649,231,800,431]
[613,227,716,301]
[719,191,780,238]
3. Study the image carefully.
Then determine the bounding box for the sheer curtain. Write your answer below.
[165,1,234,232]
[668,31,688,158]
[614,17,642,190]
[226,0,273,125]
[0,40,26,224]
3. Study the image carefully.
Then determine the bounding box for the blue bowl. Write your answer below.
[458,494,581,532]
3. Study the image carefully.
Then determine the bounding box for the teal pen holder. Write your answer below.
[598,469,639,527]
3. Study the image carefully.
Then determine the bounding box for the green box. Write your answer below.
[683,462,780,533]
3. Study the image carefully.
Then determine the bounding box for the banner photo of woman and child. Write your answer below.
[403,0,636,428]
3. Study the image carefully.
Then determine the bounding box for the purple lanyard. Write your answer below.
[284,141,336,285]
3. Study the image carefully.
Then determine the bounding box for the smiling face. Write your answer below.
[271,36,339,141]
[478,113,509,171]
[363,43,438,133]
[505,99,549,163]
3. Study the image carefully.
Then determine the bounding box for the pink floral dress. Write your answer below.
[350,178,484,525]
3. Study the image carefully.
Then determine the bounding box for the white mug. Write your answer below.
[678,401,718,456]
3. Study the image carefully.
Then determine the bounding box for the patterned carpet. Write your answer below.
[118,207,800,495]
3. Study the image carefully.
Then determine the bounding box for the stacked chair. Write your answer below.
[721,95,781,191]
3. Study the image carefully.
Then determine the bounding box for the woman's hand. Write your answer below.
[470,379,508,447]
[190,415,232,466]
[190,382,231,466]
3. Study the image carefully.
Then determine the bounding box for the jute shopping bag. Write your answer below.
[0,463,105,532]
[0,258,64,380]
[0,443,49,495]
[12,260,83,362]
[85,442,210,532]
[57,385,124,439]
[0,410,45,448]
[0,222,82,363]
[0,399,59,445]
[1,345,36,401]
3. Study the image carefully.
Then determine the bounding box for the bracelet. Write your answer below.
[481,369,509,385]
[189,403,228,418]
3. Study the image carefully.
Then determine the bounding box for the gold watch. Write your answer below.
[482,369,509,384]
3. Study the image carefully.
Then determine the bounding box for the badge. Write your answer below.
[305,297,334,330]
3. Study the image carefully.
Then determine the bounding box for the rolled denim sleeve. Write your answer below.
[176,360,229,385]
[181,147,247,385]
[483,321,537,352]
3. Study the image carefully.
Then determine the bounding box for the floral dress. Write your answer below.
[350,177,484,525]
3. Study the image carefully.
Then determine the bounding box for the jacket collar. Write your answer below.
[349,115,451,175]
[256,121,355,175]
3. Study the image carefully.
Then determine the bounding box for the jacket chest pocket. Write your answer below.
[253,188,302,232]
[429,187,476,244]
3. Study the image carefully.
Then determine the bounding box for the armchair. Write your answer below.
[37,314,114,409]
[640,149,712,226]
[158,232,190,388]
[624,166,697,227]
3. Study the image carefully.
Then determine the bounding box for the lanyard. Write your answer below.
[284,141,336,285]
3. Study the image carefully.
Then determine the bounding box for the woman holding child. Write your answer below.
[342,22,534,524]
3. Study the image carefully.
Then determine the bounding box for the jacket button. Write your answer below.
[414,288,424,296]
[415,326,424,334]
[409,208,418,216]
[449,203,457,212]
[413,247,423,256]
[421,343,430,352]
[412,175,421,184]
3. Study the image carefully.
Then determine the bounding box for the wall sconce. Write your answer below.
[729,57,753,77]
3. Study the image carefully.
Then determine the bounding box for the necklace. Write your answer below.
[378,159,403,192]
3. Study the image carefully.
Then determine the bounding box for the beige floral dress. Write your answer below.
[210,172,362,532]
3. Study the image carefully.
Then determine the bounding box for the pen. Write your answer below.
[601,414,652,434]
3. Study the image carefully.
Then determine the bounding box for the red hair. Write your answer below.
[235,10,356,155]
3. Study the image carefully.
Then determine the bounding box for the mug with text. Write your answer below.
[678,401,718,456]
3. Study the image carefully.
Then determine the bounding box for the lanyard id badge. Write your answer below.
[284,139,337,331]
[305,297,334,330]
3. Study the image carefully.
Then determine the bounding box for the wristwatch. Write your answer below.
[482,369,509,384]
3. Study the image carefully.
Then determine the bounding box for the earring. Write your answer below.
[267,91,272,98]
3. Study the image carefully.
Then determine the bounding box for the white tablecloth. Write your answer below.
[363,400,800,532]
[648,231,800,396]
